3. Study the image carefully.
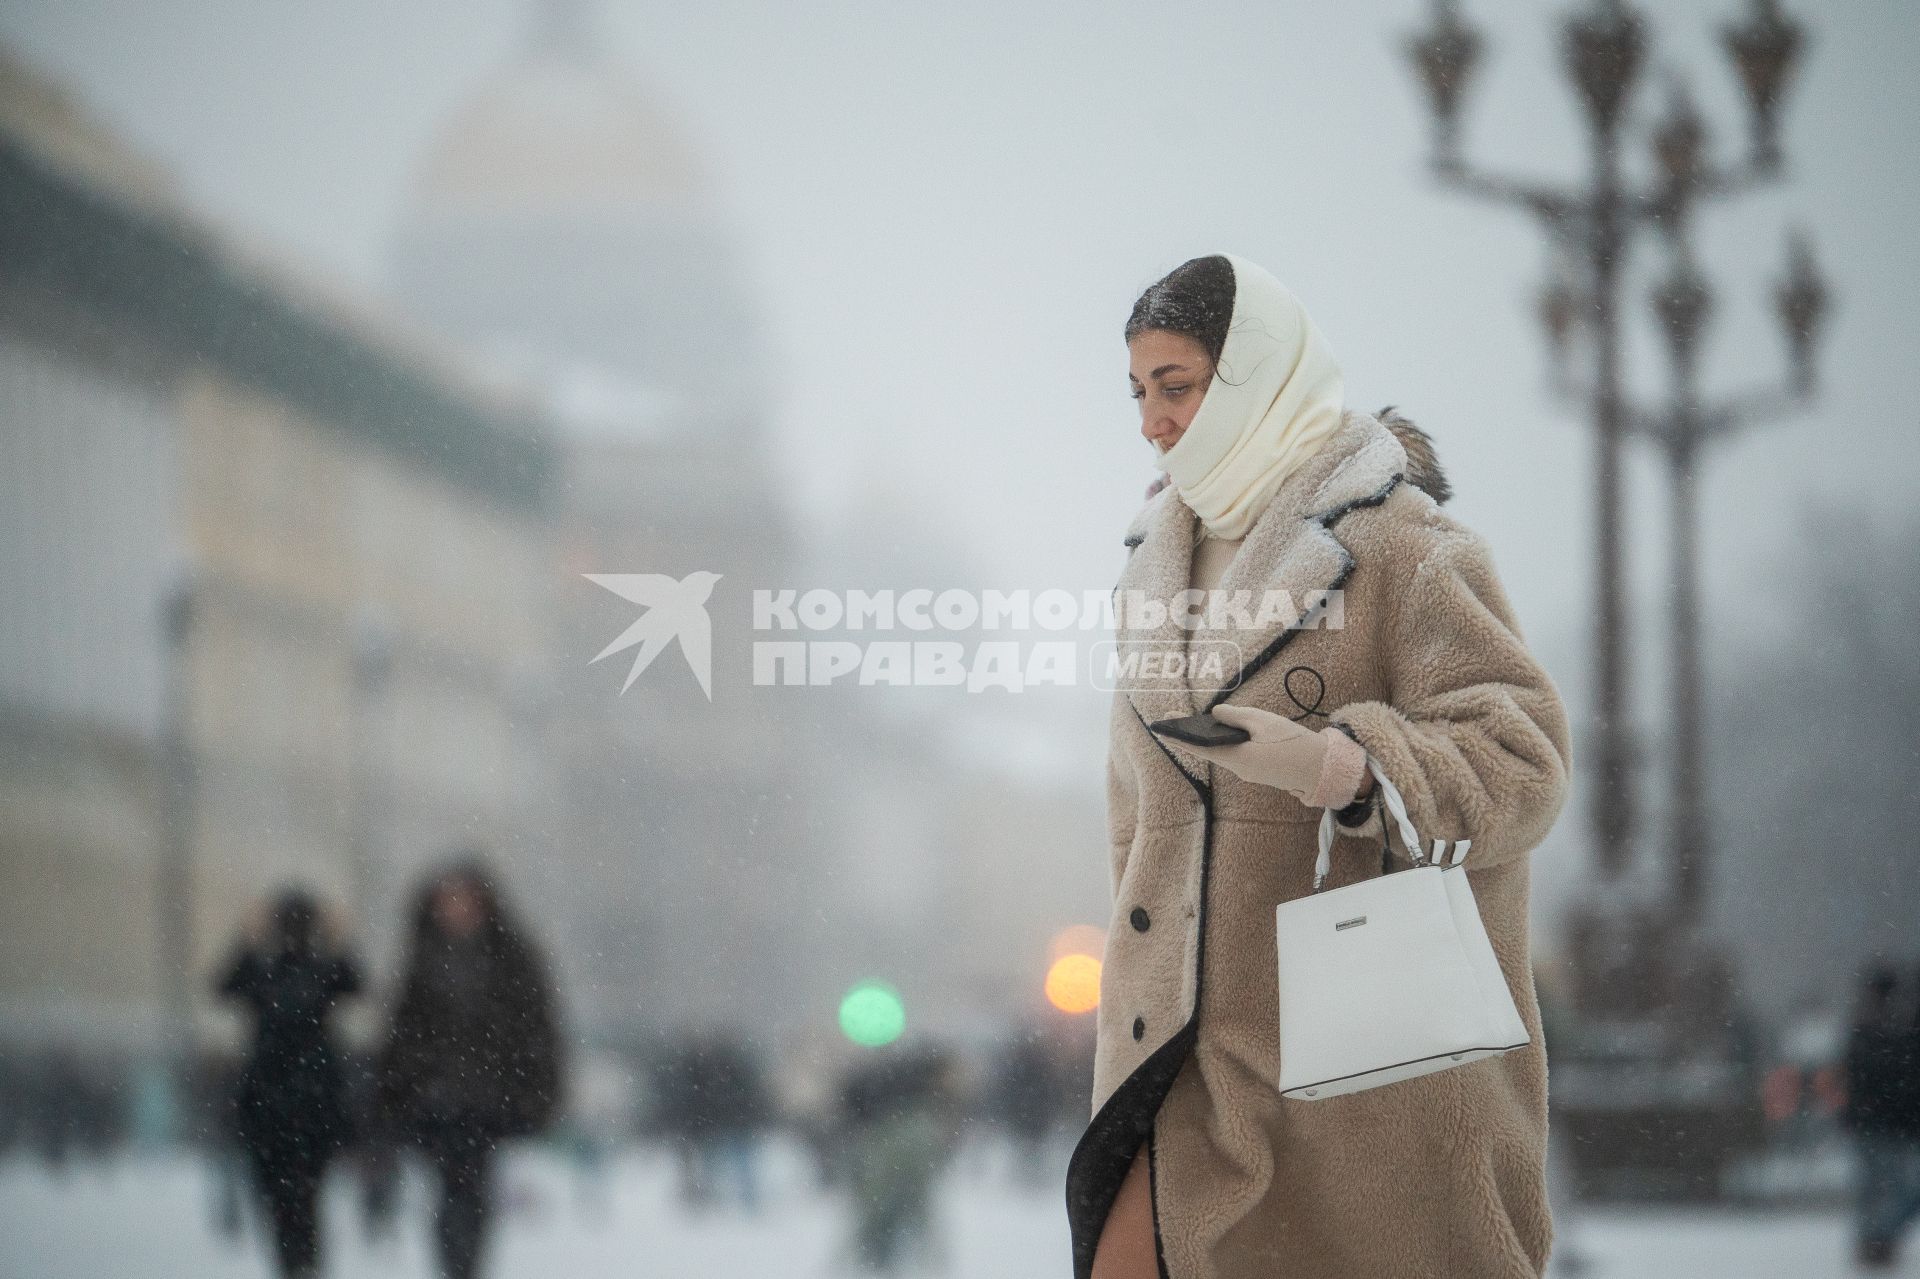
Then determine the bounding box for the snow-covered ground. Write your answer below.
[0,1137,1905,1278]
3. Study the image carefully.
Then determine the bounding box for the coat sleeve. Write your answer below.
[329,956,363,998]
[509,942,564,1133]
[372,973,426,1124]
[214,946,260,1001]
[1324,524,1572,871]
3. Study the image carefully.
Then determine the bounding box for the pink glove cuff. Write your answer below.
[1306,726,1368,808]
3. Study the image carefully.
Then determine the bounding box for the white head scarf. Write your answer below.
[1150,253,1346,540]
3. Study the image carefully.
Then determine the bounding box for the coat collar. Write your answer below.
[1115,407,1407,746]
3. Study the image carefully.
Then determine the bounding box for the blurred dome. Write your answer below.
[392,0,766,439]
[412,43,704,216]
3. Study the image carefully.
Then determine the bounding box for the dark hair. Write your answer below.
[270,889,320,956]
[404,851,519,954]
[1125,255,1236,366]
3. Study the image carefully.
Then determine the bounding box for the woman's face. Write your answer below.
[1129,329,1214,453]
[431,878,486,939]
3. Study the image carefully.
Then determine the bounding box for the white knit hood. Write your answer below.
[1151,253,1347,540]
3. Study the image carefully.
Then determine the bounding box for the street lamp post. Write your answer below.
[1402,0,1821,1196]
[1638,80,1831,924]
[1402,0,1808,917]
[348,607,395,961]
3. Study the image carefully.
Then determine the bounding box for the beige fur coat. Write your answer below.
[1067,406,1574,1278]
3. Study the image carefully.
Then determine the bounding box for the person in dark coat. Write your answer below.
[373,857,562,1279]
[991,1027,1061,1188]
[652,1027,773,1212]
[215,890,362,1279]
[1842,962,1920,1269]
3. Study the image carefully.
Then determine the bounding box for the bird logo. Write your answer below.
[583,571,723,698]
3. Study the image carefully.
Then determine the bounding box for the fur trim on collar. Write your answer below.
[1373,405,1451,506]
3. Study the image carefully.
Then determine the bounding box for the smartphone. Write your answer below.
[1147,713,1250,748]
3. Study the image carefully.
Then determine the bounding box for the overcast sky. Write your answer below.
[4,0,1916,915]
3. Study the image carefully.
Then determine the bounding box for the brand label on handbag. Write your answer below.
[1333,915,1367,931]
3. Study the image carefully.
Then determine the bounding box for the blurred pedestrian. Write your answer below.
[990,1028,1057,1188]
[778,1054,844,1193]
[835,1044,962,1274]
[29,1048,85,1172]
[214,889,363,1279]
[374,857,562,1279]
[652,1027,772,1213]
[1841,962,1920,1269]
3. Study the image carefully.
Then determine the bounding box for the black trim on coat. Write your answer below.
[1200,473,1404,721]
[1111,536,1208,795]
[1069,471,1405,1278]
[1066,739,1207,1279]
[1066,1008,1198,1278]
[1147,1125,1171,1279]
[1112,519,1204,793]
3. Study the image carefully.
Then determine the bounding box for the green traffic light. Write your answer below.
[839,980,905,1047]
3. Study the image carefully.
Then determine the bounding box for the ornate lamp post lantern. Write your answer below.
[1777,231,1831,396]
[1406,0,1482,168]
[1723,0,1805,174]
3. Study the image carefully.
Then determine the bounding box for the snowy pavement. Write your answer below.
[0,1139,1906,1278]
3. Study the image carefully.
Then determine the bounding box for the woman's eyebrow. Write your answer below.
[1150,363,1190,379]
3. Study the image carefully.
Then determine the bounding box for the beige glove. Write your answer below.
[1171,703,1369,807]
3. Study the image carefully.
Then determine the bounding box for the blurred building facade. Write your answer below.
[0,14,1116,1083]
[0,50,560,1057]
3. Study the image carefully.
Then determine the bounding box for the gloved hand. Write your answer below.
[1170,703,1369,807]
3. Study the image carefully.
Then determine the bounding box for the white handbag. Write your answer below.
[1275,758,1529,1100]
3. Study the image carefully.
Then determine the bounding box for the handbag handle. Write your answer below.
[1313,755,1434,891]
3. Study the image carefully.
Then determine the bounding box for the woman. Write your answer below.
[1071,254,1573,1279]
[374,857,562,1279]
[215,889,362,1279]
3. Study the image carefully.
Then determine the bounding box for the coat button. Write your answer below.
[1130,907,1150,932]
[1132,1016,1145,1041]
